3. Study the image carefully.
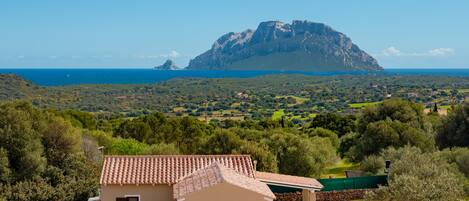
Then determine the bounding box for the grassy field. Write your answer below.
[273,109,316,121]
[272,109,285,120]
[309,113,317,118]
[440,105,452,109]
[349,101,383,108]
[172,107,185,112]
[275,95,309,104]
[321,159,360,179]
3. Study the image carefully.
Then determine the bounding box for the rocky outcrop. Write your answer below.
[155,59,178,70]
[187,20,382,71]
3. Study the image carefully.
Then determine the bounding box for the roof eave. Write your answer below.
[259,180,323,191]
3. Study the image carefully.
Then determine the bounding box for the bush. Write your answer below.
[109,138,148,155]
[0,148,11,183]
[266,130,336,177]
[339,132,359,158]
[360,155,384,175]
[440,148,469,177]
[349,99,435,161]
[199,129,278,172]
[310,113,356,137]
[437,101,469,148]
[365,146,465,201]
[305,127,339,148]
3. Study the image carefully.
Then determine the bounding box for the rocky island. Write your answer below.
[154,59,178,70]
[187,20,382,71]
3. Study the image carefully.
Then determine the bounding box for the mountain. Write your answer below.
[187,20,382,71]
[0,74,41,101]
[155,59,178,70]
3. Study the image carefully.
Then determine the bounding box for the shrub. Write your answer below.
[365,146,464,201]
[437,101,469,148]
[360,155,384,175]
[305,127,340,148]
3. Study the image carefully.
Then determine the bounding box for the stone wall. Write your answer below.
[316,189,371,201]
[274,189,371,201]
[274,192,303,201]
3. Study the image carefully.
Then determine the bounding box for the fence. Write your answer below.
[318,175,388,191]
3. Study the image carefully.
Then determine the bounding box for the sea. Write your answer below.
[1,68,469,86]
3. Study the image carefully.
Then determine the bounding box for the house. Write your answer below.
[174,162,275,201]
[99,155,322,201]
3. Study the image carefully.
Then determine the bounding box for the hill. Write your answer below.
[187,20,382,71]
[0,74,41,101]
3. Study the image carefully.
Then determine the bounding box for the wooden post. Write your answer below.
[302,189,316,201]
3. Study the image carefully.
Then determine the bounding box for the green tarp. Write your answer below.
[318,176,388,191]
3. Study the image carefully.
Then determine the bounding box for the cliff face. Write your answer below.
[187,20,382,71]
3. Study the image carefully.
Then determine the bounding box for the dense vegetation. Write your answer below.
[0,102,98,201]
[1,74,469,120]
[1,74,469,200]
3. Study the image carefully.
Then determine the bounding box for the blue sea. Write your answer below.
[1,68,469,86]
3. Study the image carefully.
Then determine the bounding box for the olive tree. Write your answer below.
[365,146,465,201]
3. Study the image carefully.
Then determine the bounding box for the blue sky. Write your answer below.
[0,0,468,68]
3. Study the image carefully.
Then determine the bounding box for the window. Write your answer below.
[116,197,139,201]
[126,197,139,201]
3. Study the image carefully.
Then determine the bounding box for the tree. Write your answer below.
[436,101,469,148]
[60,110,97,130]
[349,99,435,160]
[0,102,46,181]
[358,99,430,134]
[200,130,243,154]
[42,117,81,168]
[2,179,63,201]
[143,143,181,155]
[304,127,339,148]
[114,119,152,143]
[109,138,148,155]
[310,113,356,137]
[266,130,336,177]
[239,142,278,172]
[200,129,278,172]
[0,102,99,201]
[178,117,211,154]
[360,155,384,175]
[365,146,464,201]
[440,148,469,178]
[142,113,180,144]
[0,148,11,183]
[339,132,359,158]
[357,119,434,157]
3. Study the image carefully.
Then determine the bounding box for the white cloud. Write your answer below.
[381,46,402,56]
[428,48,455,56]
[377,47,455,57]
[160,50,180,59]
[134,50,182,60]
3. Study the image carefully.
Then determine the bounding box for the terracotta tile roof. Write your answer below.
[100,155,255,185]
[173,162,275,199]
[255,171,323,189]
